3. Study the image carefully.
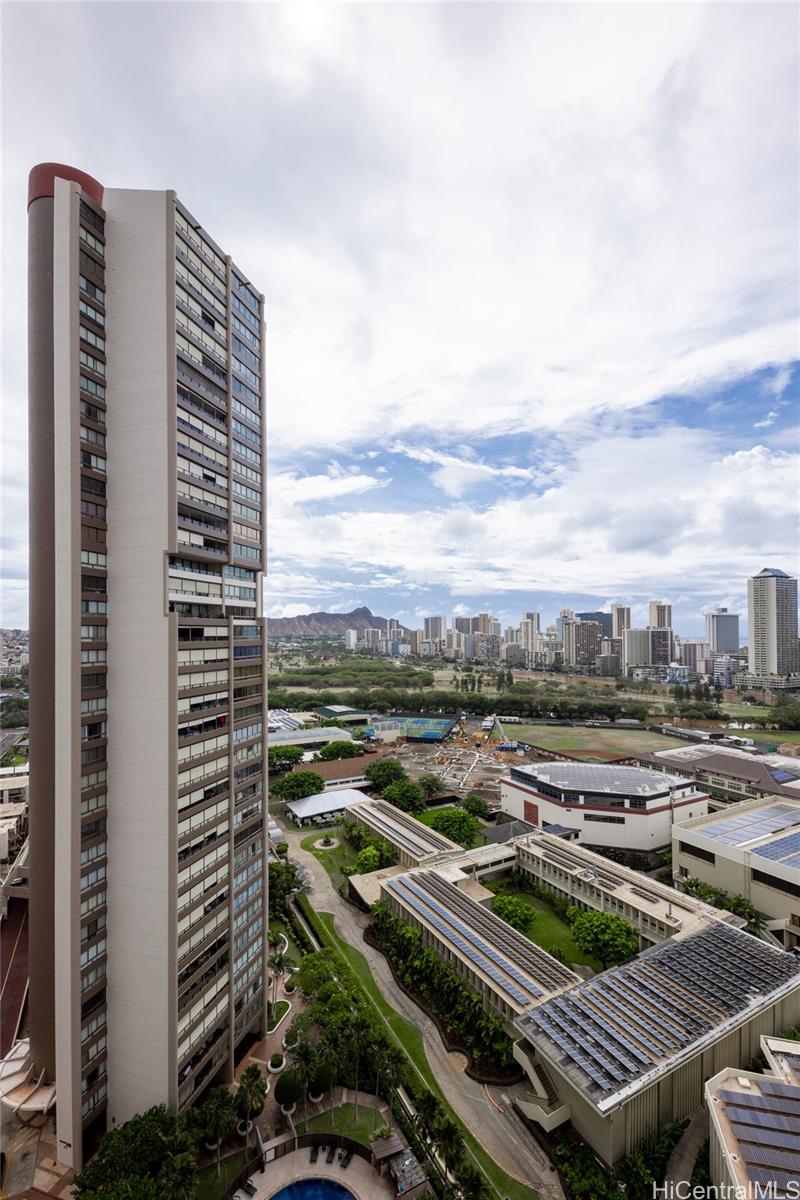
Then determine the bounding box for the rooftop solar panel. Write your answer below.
[518,923,800,1103]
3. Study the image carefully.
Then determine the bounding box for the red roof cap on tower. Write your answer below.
[28,163,104,208]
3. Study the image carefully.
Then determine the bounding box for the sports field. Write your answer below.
[511,724,686,760]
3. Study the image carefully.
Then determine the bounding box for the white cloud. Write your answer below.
[265,429,798,602]
[1,4,797,626]
[753,410,780,429]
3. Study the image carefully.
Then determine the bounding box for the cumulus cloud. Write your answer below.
[1,3,798,627]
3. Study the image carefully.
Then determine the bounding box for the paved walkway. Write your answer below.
[283,823,564,1200]
[663,1105,708,1188]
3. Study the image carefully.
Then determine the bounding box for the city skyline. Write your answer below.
[2,3,798,636]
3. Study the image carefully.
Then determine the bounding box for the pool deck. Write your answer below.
[252,1149,396,1199]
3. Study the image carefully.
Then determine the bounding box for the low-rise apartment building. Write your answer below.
[500,762,708,852]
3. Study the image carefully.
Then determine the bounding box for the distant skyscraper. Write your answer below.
[345,629,358,650]
[423,615,446,643]
[611,604,631,639]
[556,609,575,640]
[681,639,710,672]
[20,164,266,1167]
[648,601,672,629]
[563,620,601,667]
[747,569,799,676]
[705,607,740,654]
[622,628,651,674]
[453,616,472,634]
[575,611,613,638]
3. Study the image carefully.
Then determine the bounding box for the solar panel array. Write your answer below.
[513,762,679,797]
[519,923,800,1102]
[353,800,457,858]
[752,831,800,871]
[385,869,578,1011]
[700,804,800,846]
[535,842,623,891]
[720,1083,800,1195]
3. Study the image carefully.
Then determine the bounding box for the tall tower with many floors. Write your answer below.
[22,164,267,1168]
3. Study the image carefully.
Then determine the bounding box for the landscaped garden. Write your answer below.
[295,894,537,1200]
[303,1100,386,1145]
[485,881,603,970]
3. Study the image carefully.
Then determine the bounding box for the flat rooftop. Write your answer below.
[515,830,727,936]
[648,744,800,798]
[509,761,691,797]
[518,922,800,1112]
[384,868,580,1013]
[347,798,461,860]
[707,1049,800,1197]
[268,728,353,747]
[679,799,800,868]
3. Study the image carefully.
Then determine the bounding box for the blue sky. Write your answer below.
[2,3,798,638]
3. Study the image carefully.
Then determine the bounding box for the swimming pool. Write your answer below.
[269,1180,356,1200]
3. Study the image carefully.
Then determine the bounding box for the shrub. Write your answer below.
[274,1069,303,1108]
[270,1053,284,1069]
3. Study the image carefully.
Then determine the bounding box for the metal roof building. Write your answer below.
[514,922,800,1165]
[707,1034,800,1196]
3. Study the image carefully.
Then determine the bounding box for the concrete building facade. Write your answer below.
[748,568,799,677]
[18,164,267,1168]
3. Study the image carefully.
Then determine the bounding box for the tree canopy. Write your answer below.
[569,910,638,968]
[428,807,480,847]
[493,893,535,935]
[382,778,426,815]
[364,758,407,791]
[315,740,364,761]
[271,770,325,801]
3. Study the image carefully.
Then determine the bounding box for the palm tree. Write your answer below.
[268,952,286,1017]
[434,1116,465,1175]
[268,927,283,956]
[201,1087,237,1177]
[236,1063,268,1148]
[290,1037,319,1132]
[348,1010,372,1124]
[413,1089,443,1147]
[156,1123,197,1200]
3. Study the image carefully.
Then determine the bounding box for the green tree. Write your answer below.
[267,744,304,773]
[355,845,381,874]
[417,771,444,799]
[271,770,325,802]
[461,792,490,819]
[316,740,364,761]
[428,808,480,847]
[364,758,407,790]
[493,894,535,935]
[570,910,638,969]
[382,778,425,814]
[199,1087,237,1176]
[235,1063,268,1143]
[268,860,301,915]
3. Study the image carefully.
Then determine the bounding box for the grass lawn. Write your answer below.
[305,905,537,1200]
[511,724,686,760]
[268,999,290,1032]
[195,1150,247,1200]
[301,829,358,890]
[269,917,304,962]
[492,888,602,972]
[302,1101,384,1145]
[749,729,800,747]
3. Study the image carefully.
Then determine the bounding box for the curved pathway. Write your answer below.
[283,825,564,1200]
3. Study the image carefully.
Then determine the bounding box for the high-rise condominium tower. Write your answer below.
[424,615,446,643]
[611,604,630,640]
[705,607,740,654]
[23,164,267,1168]
[747,569,799,677]
[648,601,672,629]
